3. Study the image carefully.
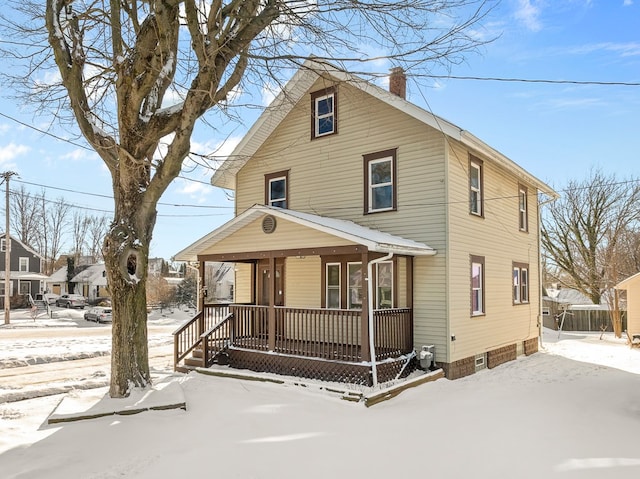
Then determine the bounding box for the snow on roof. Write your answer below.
[70,264,107,285]
[175,204,436,262]
[211,59,557,199]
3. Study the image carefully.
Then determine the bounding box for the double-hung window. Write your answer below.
[471,255,485,316]
[518,185,528,232]
[0,238,7,252]
[469,157,483,217]
[376,261,394,309]
[347,262,363,309]
[364,148,397,214]
[311,87,337,138]
[265,170,289,209]
[326,263,341,309]
[19,257,29,272]
[322,259,364,309]
[513,263,529,304]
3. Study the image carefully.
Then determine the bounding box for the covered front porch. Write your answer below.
[173,205,436,386]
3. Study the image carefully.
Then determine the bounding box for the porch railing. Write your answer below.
[231,305,412,362]
[175,304,413,369]
[173,303,231,369]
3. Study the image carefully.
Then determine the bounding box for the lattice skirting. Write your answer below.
[227,348,416,386]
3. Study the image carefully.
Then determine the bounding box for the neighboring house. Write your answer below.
[70,263,109,303]
[615,273,640,336]
[0,233,47,301]
[174,60,557,384]
[44,266,70,296]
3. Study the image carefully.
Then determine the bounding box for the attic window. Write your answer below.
[311,87,337,139]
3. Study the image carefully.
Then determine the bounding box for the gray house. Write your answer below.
[0,233,47,301]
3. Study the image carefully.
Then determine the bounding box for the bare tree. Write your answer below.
[9,184,41,248]
[541,170,640,336]
[3,0,497,397]
[87,215,109,262]
[43,196,71,276]
[71,211,91,261]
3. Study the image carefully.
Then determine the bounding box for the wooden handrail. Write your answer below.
[173,304,232,371]
[200,313,234,367]
[173,311,203,369]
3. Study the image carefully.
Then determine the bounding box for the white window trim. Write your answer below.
[314,92,335,137]
[0,238,7,252]
[368,157,394,213]
[519,187,528,231]
[347,262,362,310]
[326,262,341,309]
[470,160,482,216]
[268,176,287,207]
[375,261,394,309]
[471,258,484,315]
[19,257,29,272]
[513,264,530,304]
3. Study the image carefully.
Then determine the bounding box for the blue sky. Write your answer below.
[0,0,638,261]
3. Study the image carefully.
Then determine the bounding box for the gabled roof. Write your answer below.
[616,271,640,289]
[212,59,557,198]
[0,233,44,260]
[70,263,107,286]
[174,205,436,262]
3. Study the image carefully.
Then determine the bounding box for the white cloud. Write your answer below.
[514,0,543,32]
[175,135,243,202]
[0,142,30,169]
[623,0,633,6]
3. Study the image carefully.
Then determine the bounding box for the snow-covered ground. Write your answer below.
[1,316,639,478]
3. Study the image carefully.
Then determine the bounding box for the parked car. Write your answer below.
[83,306,112,323]
[55,294,86,309]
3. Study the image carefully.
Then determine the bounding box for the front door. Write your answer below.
[257,259,284,306]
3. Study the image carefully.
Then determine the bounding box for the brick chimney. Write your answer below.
[389,67,407,99]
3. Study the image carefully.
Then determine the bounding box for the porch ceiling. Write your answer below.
[174,205,436,262]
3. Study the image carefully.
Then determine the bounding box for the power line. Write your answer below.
[422,75,640,87]
[14,179,233,210]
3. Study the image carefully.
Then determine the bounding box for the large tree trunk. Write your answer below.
[103,207,154,397]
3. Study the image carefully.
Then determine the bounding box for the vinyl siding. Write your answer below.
[235,78,449,359]
[446,139,540,363]
[234,263,253,304]
[285,256,321,308]
[198,216,356,256]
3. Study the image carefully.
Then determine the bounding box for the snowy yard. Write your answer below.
[1,315,639,478]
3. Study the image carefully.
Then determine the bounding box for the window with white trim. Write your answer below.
[19,280,31,295]
[326,263,341,309]
[265,170,288,208]
[469,157,483,216]
[347,262,363,309]
[471,255,485,315]
[0,238,7,252]
[518,185,528,232]
[376,261,394,309]
[311,88,337,138]
[364,149,397,214]
[513,263,529,304]
[19,257,29,272]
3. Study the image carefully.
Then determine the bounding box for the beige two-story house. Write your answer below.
[174,59,558,385]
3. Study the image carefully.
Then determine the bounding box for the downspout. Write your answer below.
[367,251,394,387]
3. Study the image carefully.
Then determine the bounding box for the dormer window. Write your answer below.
[311,87,337,139]
[265,170,289,208]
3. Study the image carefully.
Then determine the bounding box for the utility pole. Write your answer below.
[2,171,17,325]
